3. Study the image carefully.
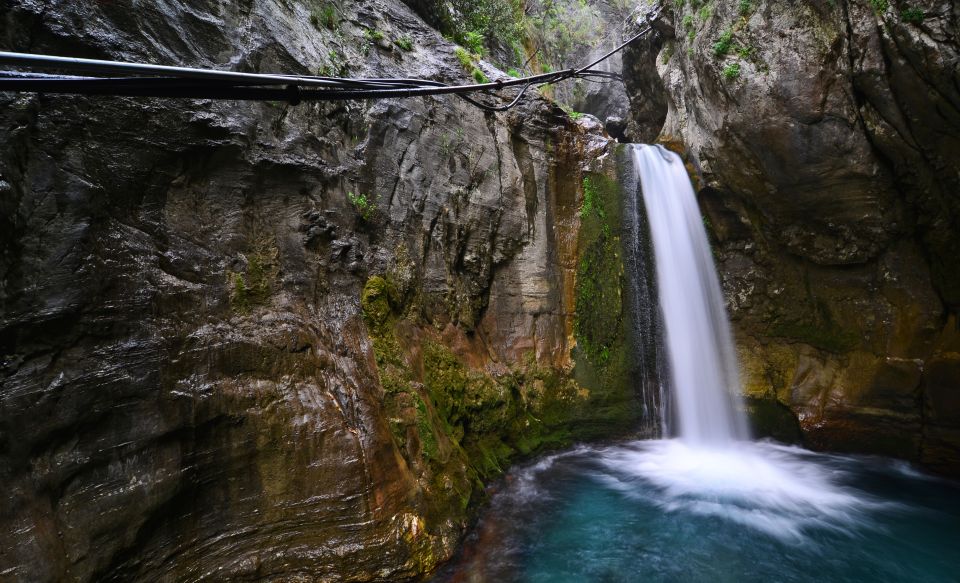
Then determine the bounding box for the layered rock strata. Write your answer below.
[0,1,638,579]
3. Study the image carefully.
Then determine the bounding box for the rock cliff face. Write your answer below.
[0,1,638,580]
[624,0,960,473]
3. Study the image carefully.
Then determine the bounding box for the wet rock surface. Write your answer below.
[0,1,637,580]
[624,0,960,473]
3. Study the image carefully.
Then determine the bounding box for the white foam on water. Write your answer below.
[593,439,893,541]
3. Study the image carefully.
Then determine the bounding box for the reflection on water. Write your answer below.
[432,440,960,583]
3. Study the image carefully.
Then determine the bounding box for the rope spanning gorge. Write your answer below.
[0,3,662,111]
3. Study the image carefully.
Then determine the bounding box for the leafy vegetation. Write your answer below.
[524,0,603,75]
[869,0,889,14]
[580,176,606,222]
[438,0,524,61]
[454,46,474,70]
[560,104,584,121]
[309,4,337,30]
[901,7,924,23]
[348,191,377,221]
[454,46,489,84]
[462,30,486,55]
[712,28,734,57]
[723,62,741,80]
[317,50,348,77]
[394,35,414,51]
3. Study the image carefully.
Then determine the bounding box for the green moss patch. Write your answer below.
[361,275,396,329]
[229,241,279,313]
[574,173,629,375]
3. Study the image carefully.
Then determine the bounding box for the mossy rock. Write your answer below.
[229,243,279,313]
[361,275,396,329]
[575,234,624,365]
[574,172,627,371]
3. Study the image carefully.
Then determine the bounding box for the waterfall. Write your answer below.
[632,144,749,445]
[621,153,669,437]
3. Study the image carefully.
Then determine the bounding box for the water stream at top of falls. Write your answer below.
[631,144,749,445]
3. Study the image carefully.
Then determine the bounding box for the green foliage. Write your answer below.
[682,14,694,29]
[661,43,675,64]
[723,62,741,80]
[901,7,924,23]
[310,4,337,30]
[364,28,385,42]
[472,68,489,83]
[580,176,606,221]
[453,46,488,84]
[561,104,584,121]
[506,68,520,77]
[317,50,348,77]
[738,0,752,16]
[454,46,474,69]
[523,0,603,76]
[869,0,889,14]
[698,3,712,20]
[463,30,486,54]
[440,0,525,62]
[712,28,734,57]
[348,191,376,221]
[394,36,414,51]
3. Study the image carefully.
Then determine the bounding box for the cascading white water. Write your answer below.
[434,147,925,583]
[632,144,749,445]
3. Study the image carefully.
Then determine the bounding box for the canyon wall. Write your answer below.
[0,1,638,580]
[624,0,960,473]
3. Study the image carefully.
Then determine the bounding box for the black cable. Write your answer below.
[0,3,662,111]
[458,82,535,112]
